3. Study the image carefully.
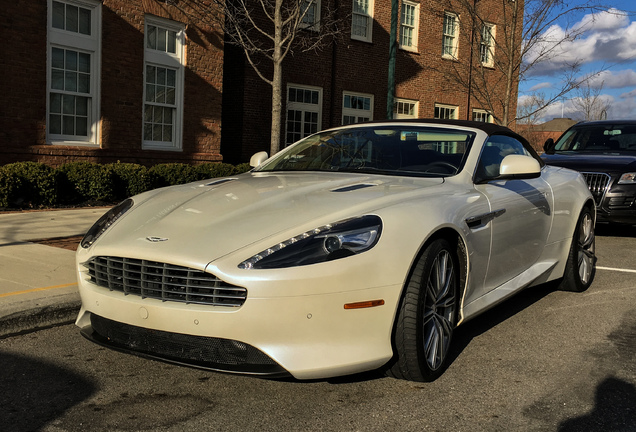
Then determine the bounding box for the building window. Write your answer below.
[301,0,320,29]
[342,92,373,125]
[434,104,458,120]
[47,0,101,145]
[352,0,373,42]
[442,12,458,59]
[394,98,418,119]
[480,23,495,67]
[473,109,493,123]
[400,1,419,51]
[143,16,185,151]
[286,85,322,145]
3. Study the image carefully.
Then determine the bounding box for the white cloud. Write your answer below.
[524,8,636,77]
[528,82,553,91]
[574,8,630,32]
[588,69,636,89]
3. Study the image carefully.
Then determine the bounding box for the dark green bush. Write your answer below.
[148,163,199,188]
[233,163,252,174]
[58,162,115,203]
[195,162,237,180]
[0,162,57,208]
[0,168,24,208]
[107,162,152,199]
[0,160,250,208]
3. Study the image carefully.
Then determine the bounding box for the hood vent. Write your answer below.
[204,178,236,187]
[331,183,377,193]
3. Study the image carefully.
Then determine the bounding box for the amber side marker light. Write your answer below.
[344,300,385,310]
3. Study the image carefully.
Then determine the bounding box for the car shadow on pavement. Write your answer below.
[0,352,96,431]
[448,282,556,367]
[557,377,636,431]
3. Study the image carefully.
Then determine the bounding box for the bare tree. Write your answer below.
[433,0,608,126]
[176,0,342,155]
[571,81,612,121]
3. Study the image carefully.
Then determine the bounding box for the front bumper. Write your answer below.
[80,314,290,377]
[597,187,636,224]
[76,265,403,380]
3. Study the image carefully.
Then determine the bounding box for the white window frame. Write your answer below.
[473,109,493,123]
[47,0,101,146]
[394,98,419,119]
[442,12,459,60]
[480,23,496,67]
[300,0,321,31]
[342,91,374,125]
[434,103,459,120]
[285,84,323,146]
[351,0,374,43]
[399,1,419,52]
[142,15,186,151]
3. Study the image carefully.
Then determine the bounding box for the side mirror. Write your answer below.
[249,151,269,168]
[543,138,555,154]
[499,155,541,180]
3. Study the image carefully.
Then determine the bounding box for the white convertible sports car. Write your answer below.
[75,120,596,382]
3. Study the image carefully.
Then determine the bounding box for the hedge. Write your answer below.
[0,161,252,210]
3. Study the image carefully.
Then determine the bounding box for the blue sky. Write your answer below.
[518,1,636,122]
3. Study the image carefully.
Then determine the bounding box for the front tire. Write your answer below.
[387,238,459,382]
[559,207,596,292]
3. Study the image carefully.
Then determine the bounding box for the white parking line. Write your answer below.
[597,266,636,274]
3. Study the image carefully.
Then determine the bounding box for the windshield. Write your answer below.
[554,124,636,153]
[256,126,475,177]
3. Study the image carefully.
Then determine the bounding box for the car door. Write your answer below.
[472,135,553,294]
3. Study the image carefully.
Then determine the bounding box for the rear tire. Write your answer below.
[387,238,459,382]
[559,207,596,292]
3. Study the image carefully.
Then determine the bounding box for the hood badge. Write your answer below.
[146,236,169,243]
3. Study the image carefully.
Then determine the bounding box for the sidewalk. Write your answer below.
[0,208,109,338]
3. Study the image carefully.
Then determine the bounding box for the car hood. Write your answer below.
[87,172,445,265]
[542,153,636,173]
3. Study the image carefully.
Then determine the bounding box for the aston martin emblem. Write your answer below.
[146,236,169,242]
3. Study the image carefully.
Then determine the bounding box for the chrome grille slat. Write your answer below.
[582,172,611,206]
[83,257,247,307]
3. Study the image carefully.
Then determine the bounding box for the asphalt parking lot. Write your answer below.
[1,222,635,431]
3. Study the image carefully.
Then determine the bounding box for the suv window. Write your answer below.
[555,124,636,152]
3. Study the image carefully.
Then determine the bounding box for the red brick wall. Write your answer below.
[0,0,224,167]
[223,0,522,162]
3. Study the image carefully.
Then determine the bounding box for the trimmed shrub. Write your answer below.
[195,162,237,180]
[0,162,57,208]
[58,162,115,203]
[107,162,152,199]
[148,163,199,188]
[233,163,252,174]
[0,168,24,208]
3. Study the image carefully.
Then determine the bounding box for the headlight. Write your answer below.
[80,198,134,249]
[618,173,636,184]
[238,215,382,269]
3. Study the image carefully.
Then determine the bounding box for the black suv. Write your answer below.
[542,120,636,225]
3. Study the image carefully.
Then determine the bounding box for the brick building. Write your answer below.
[0,0,224,166]
[0,0,522,166]
[222,0,524,163]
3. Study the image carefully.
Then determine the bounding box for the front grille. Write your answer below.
[85,314,287,376]
[582,172,611,206]
[84,256,247,307]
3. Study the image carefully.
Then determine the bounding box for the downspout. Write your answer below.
[329,0,339,127]
[466,0,477,120]
[387,0,399,119]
